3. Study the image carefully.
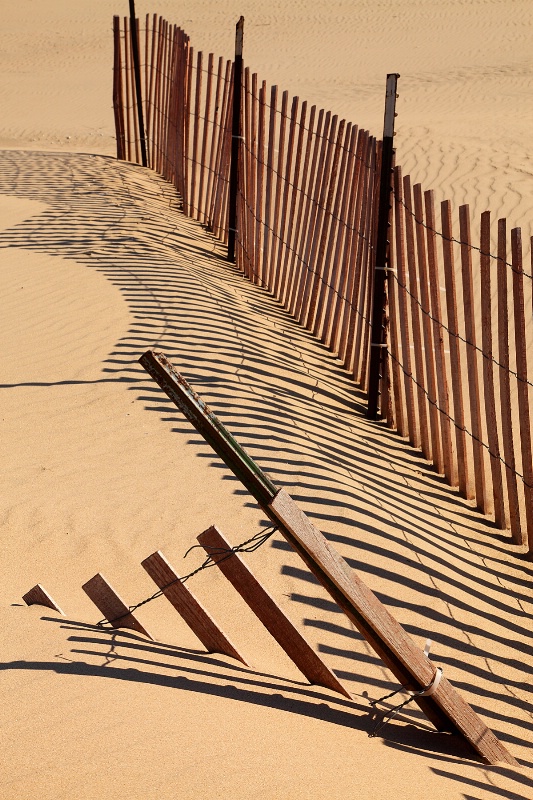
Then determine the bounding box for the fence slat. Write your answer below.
[441,200,470,498]
[511,228,533,550]
[269,90,288,291]
[392,166,418,446]
[497,220,522,543]
[404,175,430,458]
[262,85,278,289]
[460,205,487,513]
[273,96,299,300]
[142,550,247,663]
[479,210,505,524]
[413,184,441,470]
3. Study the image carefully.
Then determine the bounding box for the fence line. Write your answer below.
[112,14,533,553]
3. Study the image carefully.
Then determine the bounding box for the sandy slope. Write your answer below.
[1,2,533,799]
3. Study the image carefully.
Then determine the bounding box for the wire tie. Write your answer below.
[370,343,388,348]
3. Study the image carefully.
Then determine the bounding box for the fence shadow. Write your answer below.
[1,149,532,780]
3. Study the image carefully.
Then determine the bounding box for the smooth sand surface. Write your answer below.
[1,2,532,799]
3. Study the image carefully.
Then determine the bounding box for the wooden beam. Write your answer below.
[197,525,351,698]
[141,550,248,664]
[23,584,64,615]
[82,573,152,639]
[139,350,518,765]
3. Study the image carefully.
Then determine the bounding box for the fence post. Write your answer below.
[367,74,399,419]
[227,17,244,262]
[128,0,148,167]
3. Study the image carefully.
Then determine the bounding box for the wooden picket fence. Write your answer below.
[112,13,533,552]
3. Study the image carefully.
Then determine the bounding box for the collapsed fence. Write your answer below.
[112,12,533,552]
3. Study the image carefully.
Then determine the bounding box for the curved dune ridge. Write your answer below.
[1,1,532,799]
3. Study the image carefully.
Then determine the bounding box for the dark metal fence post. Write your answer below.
[227,16,244,262]
[367,73,399,419]
[128,0,148,167]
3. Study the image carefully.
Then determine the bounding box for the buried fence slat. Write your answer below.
[82,573,152,639]
[23,584,64,615]
[139,348,518,765]
[141,550,247,664]
[197,525,351,698]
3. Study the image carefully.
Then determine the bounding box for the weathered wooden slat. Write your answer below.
[82,573,152,638]
[479,210,505,524]
[197,525,350,698]
[413,183,441,469]
[459,205,487,514]
[511,228,533,551]
[23,584,64,615]
[424,190,454,485]
[404,175,430,457]
[392,166,418,447]
[441,200,470,498]
[139,350,518,765]
[141,550,247,663]
[497,219,523,544]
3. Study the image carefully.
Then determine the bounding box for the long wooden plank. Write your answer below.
[23,584,64,615]
[82,573,152,638]
[268,490,517,765]
[139,350,518,764]
[197,525,351,698]
[142,550,247,664]
[273,95,299,300]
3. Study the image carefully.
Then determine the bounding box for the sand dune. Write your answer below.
[1,1,533,798]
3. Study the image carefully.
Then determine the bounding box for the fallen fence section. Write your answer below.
[139,348,518,766]
[113,14,533,552]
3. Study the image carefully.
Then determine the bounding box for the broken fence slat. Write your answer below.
[141,549,248,664]
[197,524,351,698]
[23,584,64,615]
[82,573,152,639]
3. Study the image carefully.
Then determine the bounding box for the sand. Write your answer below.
[1,2,532,798]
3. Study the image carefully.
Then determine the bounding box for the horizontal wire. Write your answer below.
[97,524,278,627]
[395,192,533,280]
[389,271,533,391]
[387,348,532,489]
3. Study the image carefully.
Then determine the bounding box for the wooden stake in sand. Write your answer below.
[197,525,351,697]
[23,584,64,615]
[82,573,152,639]
[139,348,518,765]
[141,549,247,664]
